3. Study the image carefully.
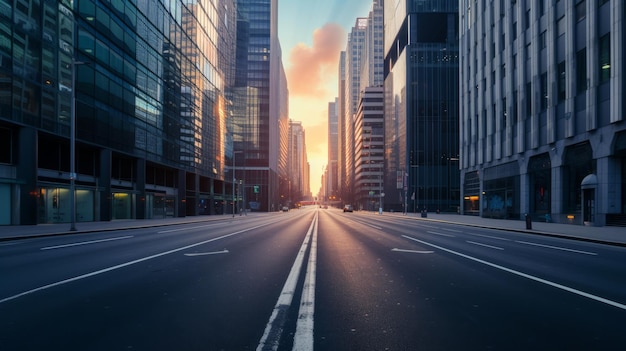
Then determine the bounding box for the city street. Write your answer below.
[1,207,625,350]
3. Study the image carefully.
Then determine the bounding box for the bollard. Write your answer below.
[525,213,532,230]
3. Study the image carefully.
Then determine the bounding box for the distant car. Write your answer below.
[343,205,353,212]
[281,206,289,212]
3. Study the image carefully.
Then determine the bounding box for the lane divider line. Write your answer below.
[466,240,504,250]
[426,231,455,238]
[402,235,626,311]
[392,248,434,254]
[515,240,597,256]
[184,250,229,256]
[40,236,134,251]
[257,212,318,351]
[0,223,271,304]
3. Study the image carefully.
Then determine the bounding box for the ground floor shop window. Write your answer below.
[38,187,94,223]
[483,176,519,219]
[0,184,11,224]
[112,192,133,219]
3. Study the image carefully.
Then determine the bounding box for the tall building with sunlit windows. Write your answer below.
[235,0,289,212]
[0,0,237,225]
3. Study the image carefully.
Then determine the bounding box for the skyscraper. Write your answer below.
[235,0,289,212]
[340,17,368,206]
[459,1,626,226]
[383,0,460,213]
[0,1,238,225]
[326,98,339,203]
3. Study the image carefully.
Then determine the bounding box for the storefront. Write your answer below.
[37,186,95,224]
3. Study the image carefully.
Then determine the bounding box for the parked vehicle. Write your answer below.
[343,205,353,212]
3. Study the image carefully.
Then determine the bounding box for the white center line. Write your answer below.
[467,240,504,250]
[293,212,318,351]
[515,240,597,255]
[403,235,626,311]
[257,213,318,351]
[41,236,133,250]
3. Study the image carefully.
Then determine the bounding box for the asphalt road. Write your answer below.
[1,207,625,350]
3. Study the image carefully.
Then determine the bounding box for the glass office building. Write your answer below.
[0,0,238,224]
[383,0,460,213]
[234,0,289,212]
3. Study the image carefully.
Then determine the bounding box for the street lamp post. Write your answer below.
[69,58,88,231]
[232,150,243,217]
[410,165,419,214]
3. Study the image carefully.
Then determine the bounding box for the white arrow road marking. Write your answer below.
[392,248,434,254]
[184,250,229,256]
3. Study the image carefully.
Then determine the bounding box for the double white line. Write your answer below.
[257,211,319,351]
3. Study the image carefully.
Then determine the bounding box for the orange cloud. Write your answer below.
[287,23,346,97]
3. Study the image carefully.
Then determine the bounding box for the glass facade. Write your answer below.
[384,1,460,213]
[234,0,288,212]
[1,0,239,224]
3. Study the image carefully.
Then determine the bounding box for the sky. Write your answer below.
[278,0,373,196]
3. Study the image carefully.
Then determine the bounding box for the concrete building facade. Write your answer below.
[459,0,626,226]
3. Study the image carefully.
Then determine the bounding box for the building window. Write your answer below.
[576,1,586,22]
[599,33,611,84]
[0,128,11,164]
[557,16,566,37]
[576,48,587,93]
[558,61,566,102]
[540,31,547,49]
[526,82,532,117]
[541,73,548,110]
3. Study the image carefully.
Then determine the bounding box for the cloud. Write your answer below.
[286,23,346,97]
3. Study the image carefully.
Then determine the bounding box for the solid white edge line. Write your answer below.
[0,223,270,304]
[515,240,598,255]
[292,213,318,351]
[257,212,317,351]
[40,236,134,250]
[402,235,626,311]
[466,240,504,250]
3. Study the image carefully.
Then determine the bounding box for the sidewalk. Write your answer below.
[1,210,625,247]
[380,211,626,247]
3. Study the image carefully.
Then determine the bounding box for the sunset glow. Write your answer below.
[279,0,372,195]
